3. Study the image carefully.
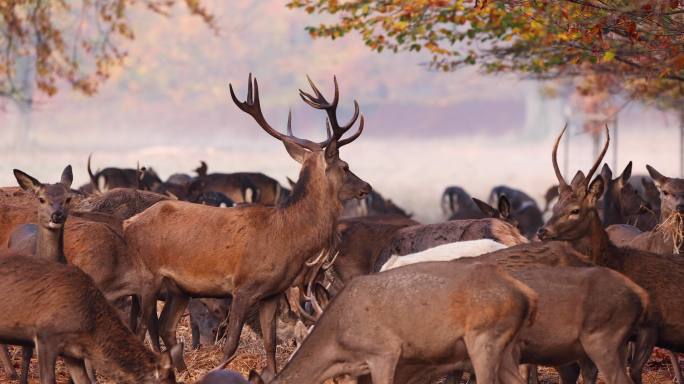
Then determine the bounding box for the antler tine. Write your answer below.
[585,124,610,186]
[300,75,363,148]
[230,74,322,151]
[552,124,569,190]
[338,114,364,147]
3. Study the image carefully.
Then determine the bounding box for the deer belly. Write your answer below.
[160,266,235,297]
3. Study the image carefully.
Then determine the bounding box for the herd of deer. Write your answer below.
[0,74,682,384]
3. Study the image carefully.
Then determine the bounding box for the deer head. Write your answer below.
[473,196,519,228]
[13,166,74,230]
[537,125,609,241]
[646,164,684,219]
[600,162,650,226]
[229,74,371,205]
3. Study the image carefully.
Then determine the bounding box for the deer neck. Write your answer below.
[36,225,65,263]
[568,210,613,266]
[272,322,339,384]
[281,161,342,257]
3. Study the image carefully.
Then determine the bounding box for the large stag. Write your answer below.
[123,74,371,375]
[539,125,684,384]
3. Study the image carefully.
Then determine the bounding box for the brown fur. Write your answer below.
[374,218,528,270]
[124,74,371,375]
[607,165,684,254]
[330,215,418,291]
[75,188,168,220]
[0,252,178,384]
[540,128,684,383]
[256,262,535,384]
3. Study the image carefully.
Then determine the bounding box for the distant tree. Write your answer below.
[0,0,214,104]
[288,0,684,99]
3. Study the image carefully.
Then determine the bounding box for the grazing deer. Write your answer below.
[7,167,161,382]
[599,163,657,231]
[341,190,411,219]
[75,187,168,219]
[608,165,684,254]
[441,186,483,220]
[375,215,528,270]
[538,126,684,384]
[124,74,371,375]
[186,172,259,204]
[88,155,162,192]
[0,251,181,384]
[379,239,507,271]
[384,240,648,384]
[250,262,537,384]
[488,186,544,239]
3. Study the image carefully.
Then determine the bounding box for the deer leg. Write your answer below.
[136,288,160,352]
[84,359,96,383]
[158,292,189,370]
[366,351,400,384]
[20,347,33,384]
[259,294,281,378]
[556,363,580,384]
[0,345,17,380]
[629,328,657,384]
[464,333,506,384]
[34,338,57,384]
[497,339,525,384]
[64,357,91,384]
[579,357,598,384]
[583,335,632,384]
[444,371,463,384]
[222,291,255,360]
[129,294,141,333]
[668,350,683,384]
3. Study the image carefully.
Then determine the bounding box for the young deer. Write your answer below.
[123,74,371,375]
[0,251,181,384]
[608,165,684,254]
[249,262,537,384]
[8,169,158,330]
[539,126,684,384]
[600,162,658,231]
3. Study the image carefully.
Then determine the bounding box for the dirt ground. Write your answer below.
[0,311,678,383]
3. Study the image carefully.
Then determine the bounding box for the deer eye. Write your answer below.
[570,209,580,215]
[39,198,46,204]
[663,191,670,196]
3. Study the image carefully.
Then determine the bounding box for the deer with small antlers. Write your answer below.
[123,74,371,375]
[538,125,684,384]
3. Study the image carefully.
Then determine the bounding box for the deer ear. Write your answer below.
[618,161,632,186]
[600,163,612,182]
[14,169,42,194]
[646,165,667,188]
[498,195,512,219]
[472,198,498,218]
[570,171,586,189]
[283,141,308,164]
[587,177,604,204]
[61,165,73,189]
[248,370,265,384]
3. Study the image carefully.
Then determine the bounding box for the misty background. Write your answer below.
[0,0,679,222]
